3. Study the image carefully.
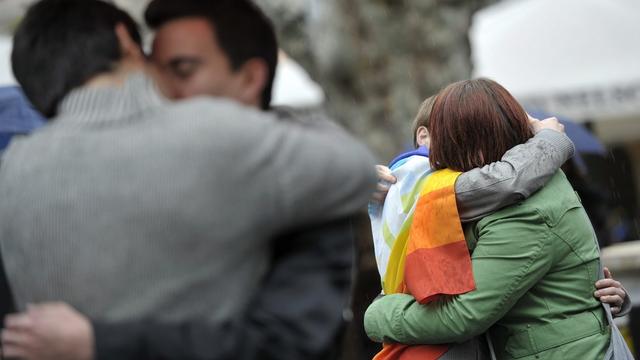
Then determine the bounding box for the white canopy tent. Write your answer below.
[470,0,640,122]
[272,52,325,108]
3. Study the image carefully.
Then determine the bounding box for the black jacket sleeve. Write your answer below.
[93,219,355,360]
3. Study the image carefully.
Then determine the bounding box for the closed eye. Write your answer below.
[167,57,202,79]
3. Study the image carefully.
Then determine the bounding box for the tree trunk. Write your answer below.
[257,0,496,160]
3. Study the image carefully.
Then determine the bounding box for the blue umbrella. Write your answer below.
[528,110,606,155]
[0,133,12,150]
[0,86,45,151]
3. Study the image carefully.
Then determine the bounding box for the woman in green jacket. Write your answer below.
[364,78,611,359]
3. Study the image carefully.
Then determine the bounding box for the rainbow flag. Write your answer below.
[369,149,475,360]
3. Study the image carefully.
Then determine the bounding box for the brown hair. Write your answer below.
[411,95,436,148]
[428,78,532,172]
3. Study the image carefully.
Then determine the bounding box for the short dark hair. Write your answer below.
[429,78,533,172]
[145,0,278,110]
[11,0,142,118]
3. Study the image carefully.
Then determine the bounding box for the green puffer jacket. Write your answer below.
[365,171,610,359]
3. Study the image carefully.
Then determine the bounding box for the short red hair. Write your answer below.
[428,78,533,172]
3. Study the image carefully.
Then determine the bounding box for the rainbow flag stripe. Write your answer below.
[404,169,475,304]
[370,163,475,360]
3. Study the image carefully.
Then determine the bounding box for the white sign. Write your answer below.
[520,82,640,121]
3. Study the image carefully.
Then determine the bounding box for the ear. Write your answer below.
[236,58,269,108]
[416,126,430,148]
[114,23,144,62]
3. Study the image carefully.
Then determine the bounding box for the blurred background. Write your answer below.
[1,0,639,358]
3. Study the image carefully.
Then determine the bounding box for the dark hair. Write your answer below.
[428,78,533,172]
[11,0,142,118]
[145,0,278,110]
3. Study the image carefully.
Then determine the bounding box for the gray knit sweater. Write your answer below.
[0,73,377,321]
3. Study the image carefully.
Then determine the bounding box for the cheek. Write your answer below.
[161,76,216,100]
[183,72,231,99]
[149,66,180,100]
[173,83,205,99]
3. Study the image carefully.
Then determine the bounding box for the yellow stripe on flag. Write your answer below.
[420,168,461,195]
[382,213,413,295]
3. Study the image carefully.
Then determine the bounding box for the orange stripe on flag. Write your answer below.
[404,241,476,304]
[407,186,465,251]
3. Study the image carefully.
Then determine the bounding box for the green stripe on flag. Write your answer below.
[383,222,395,248]
[401,175,430,213]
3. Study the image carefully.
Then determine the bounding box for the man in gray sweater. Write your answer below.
[1,1,628,360]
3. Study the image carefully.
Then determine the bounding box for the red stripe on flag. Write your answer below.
[404,241,475,304]
[374,344,449,360]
